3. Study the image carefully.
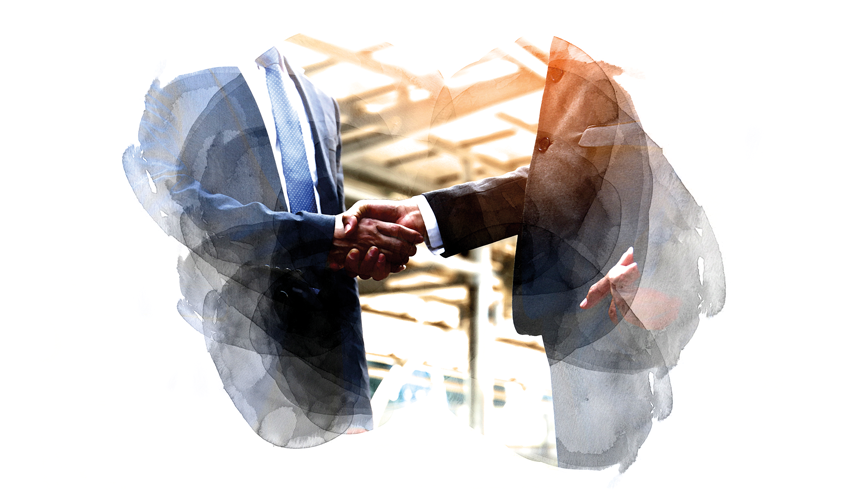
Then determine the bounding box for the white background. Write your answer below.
[4,1,847,488]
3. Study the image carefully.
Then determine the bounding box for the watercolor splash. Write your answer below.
[516,39,725,470]
[424,37,725,470]
[122,37,725,471]
[123,66,372,447]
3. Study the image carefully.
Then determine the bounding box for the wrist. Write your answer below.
[400,199,426,236]
[334,214,345,239]
[409,195,443,253]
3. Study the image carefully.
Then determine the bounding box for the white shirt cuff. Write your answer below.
[411,195,445,255]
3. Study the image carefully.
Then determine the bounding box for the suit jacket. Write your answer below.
[123,59,372,447]
[424,37,725,469]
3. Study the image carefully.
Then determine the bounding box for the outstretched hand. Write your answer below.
[581,247,644,328]
[580,247,678,330]
[345,199,426,237]
[581,246,638,304]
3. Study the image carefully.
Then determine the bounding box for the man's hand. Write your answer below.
[581,246,639,306]
[333,199,427,280]
[328,210,423,281]
[345,199,426,236]
[580,247,679,330]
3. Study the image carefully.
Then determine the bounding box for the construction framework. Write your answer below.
[284,34,555,462]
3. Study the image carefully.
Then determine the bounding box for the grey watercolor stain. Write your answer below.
[124,65,372,448]
[428,37,725,471]
[518,38,726,471]
[122,37,725,471]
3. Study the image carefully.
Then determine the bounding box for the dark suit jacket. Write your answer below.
[424,38,726,468]
[424,37,725,371]
[123,60,372,447]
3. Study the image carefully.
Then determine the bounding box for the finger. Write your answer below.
[581,276,611,309]
[355,219,416,258]
[358,247,380,280]
[358,248,378,280]
[389,263,406,274]
[384,222,424,244]
[369,232,415,261]
[360,203,403,222]
[375,221,422,251]
[618,246,635,266]
[608,297,618,324]
[371,253,390,281]
[610,262,640,291]
[345,248,364,278]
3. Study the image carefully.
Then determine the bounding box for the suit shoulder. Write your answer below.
[157,67,244,92]
[163,66,240,80]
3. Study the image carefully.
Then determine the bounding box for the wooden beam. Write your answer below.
[338,64,544,156]
[287,34,445,92]
[457,128,516,148]
[496,112,538,133]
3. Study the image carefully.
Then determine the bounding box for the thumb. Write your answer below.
[343,215,357,236]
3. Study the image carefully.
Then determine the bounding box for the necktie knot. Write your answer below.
[255,46,283,70]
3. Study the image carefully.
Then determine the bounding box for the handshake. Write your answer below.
[329,201,669,330]
[328,199,425,281]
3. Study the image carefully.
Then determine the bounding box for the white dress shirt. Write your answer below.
[411,194,445,255]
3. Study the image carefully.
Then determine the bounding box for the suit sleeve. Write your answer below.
[123,70,335,272]
[423,166,528,257]
[168,172,334,270]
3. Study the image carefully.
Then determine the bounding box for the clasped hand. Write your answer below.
[328,199,424,281]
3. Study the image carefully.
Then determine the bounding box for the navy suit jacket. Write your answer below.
[124,60,372,447]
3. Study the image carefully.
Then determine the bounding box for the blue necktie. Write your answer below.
[263,62,317,214]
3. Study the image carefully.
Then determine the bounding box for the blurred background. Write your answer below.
[277,33,558,463]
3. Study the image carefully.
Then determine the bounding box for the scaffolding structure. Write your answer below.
[283,34,556,462]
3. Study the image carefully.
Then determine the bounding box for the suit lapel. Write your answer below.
[198,67,284,212]
[227,66,288,211]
